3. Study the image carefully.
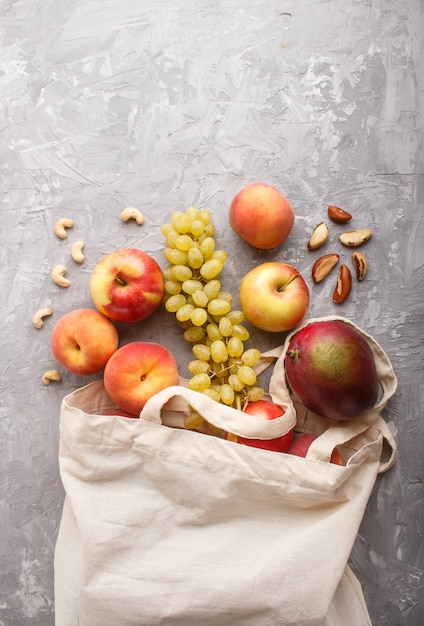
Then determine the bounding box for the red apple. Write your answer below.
[103,341,179,415]
[288,432,344,465]
[239,262,310,333]
[90,248,165,323]
[225,400,294,452]
[229,182,295,249]
[51,308,119,376]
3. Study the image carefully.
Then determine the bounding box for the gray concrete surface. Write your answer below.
[1,1,423,624]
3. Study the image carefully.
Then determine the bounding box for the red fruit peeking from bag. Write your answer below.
[225,400,294,452]
[288,432,344,465]
[284,320,380,422]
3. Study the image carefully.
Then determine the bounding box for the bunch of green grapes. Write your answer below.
[160,206,264,416]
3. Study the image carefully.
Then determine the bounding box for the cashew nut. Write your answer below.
[121,207,144,225]
[54,218,74,239]
[32,307,53,329]
[52,264,70,287]
[71,240,85,263]
[42,369,61,385]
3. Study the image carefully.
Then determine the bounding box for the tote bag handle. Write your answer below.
[139,383,297,439]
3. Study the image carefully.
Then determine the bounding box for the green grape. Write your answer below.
[228,374,244,392]
[227,310,245,325]
[203,279,221,300]
[164,280,182,295]
[217,291,232,302]
[162,265,174,281]
[204,223,215,236]
[189,373,211,392]
[160,223,173,236]
[192,344,211,361]
[172,264,193,282]
[187,247,204,269]
[246,387,265,402]
[218,316,233,337]
[237,365,257,386]
[175,234,193,251]
[176,303,194,322]
[198,209,211,224]
[185,206,199,221]
[173,212,192,234]
[220,384,235,406]
[202,388,221,403]
[163,247,188,265]
[188,359,210,375]
[212,250,228,263]
[207,298,231,316]
[210,340,228,363]
[199,236,215,258]
[190,219,205,237]
[242,348,262,367]
[200,259,223,280]
[206,323,222,341]
[165,228,180,247]
[227,336,244,358]
[191,307,208,327]
[165,293,186,313]
[183,327,205,342]
[184,412,204,430]
[192,289,209,308]
[231,324,250,341]
[182,279,204,295]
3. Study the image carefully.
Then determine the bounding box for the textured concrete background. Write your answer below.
[1,0,423,624]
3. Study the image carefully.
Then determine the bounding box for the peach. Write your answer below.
[51,309,119,376]
[229,182,294,249]
[103,341,179,415]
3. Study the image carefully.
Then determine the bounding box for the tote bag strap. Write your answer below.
[138,384,296,439]
[303,412,397,472]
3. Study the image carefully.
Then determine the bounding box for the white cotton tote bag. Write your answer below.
[54,316,397,626]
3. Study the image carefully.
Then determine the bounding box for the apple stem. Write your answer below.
[114,276,127,286]
[278,273,299,292]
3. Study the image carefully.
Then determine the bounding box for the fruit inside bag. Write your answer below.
[263,315,398,471]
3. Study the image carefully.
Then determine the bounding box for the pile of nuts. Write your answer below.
[307,205,372,304]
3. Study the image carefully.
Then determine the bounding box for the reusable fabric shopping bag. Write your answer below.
[54,316,397,626]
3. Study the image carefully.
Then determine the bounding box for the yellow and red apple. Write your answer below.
[103,341,179,415]
[225,400,294,452]
[239,262,309,333]
[51,308,119,376]
[90,248,165,323]
[229,182,295,249]
[288,432,344,465]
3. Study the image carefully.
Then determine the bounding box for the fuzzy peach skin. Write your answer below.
[229,182,295,249]
[239,262,310,333]
[51,309,119,376]
[103,342,179,415]
[90,248,165,323]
